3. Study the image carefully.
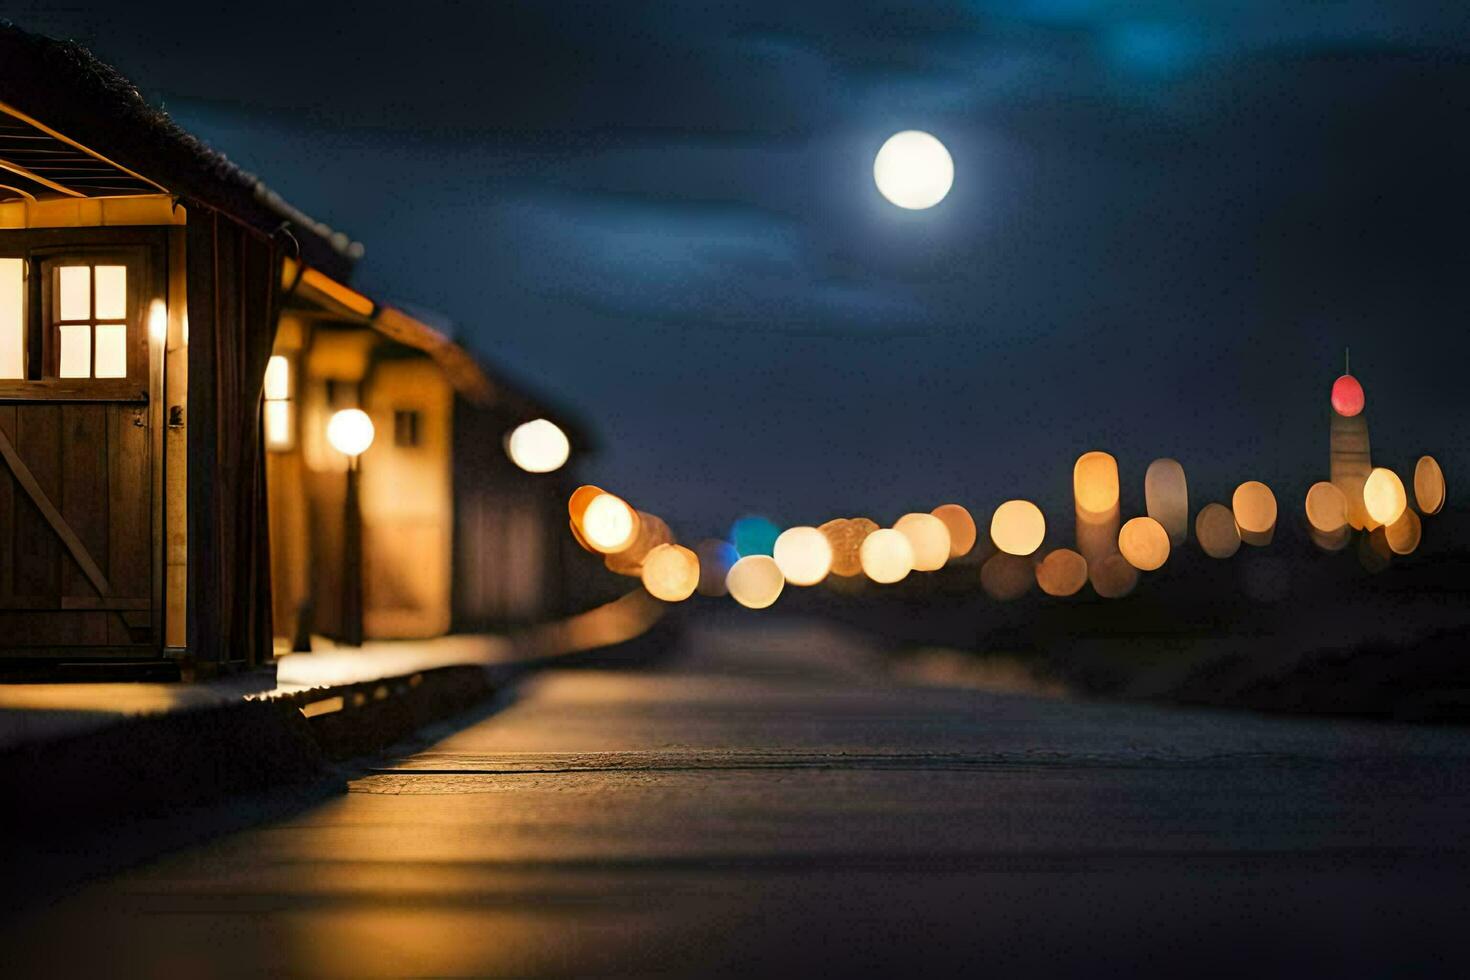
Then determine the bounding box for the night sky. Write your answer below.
[16,2,1470,538]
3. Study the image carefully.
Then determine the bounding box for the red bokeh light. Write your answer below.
[1331,374,1364,417]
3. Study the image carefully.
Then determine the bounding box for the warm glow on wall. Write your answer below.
[581,493,639,554]
[990,500,1045,557]
[773,526,833,586]
[726,554,785,609]
[1413,456,1445,516]
[1305,481,1348,534]
[1035,549,1088,597]
[894,513,951,571]
[1362,467,1407,527]
[148,298,167,344]
[821,518,878,577]
[1090,553,1138,599]
[1073,452,1120,516]
[860,528,915,584]
[326,408,375,457]
[931,504,977,557]
[507,418,571,473]
[1232,481,1277,546]
[1118,516,1170,571]
[1195,503,1241,559]
[641,543,700,602]
[0,258,21,379]
[1331,374,1364,417]
[1385,508,1421,556]
[1144,459,1188,545]
[980,552,1033,601]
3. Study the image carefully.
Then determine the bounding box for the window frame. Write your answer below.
[0,227,164,403]
[40,248,148,383]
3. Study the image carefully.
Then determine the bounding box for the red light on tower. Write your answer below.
[1331,374,1364,417]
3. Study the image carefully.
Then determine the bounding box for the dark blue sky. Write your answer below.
[19,2,1470,537]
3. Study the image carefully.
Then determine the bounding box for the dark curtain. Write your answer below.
[186,209,281,668]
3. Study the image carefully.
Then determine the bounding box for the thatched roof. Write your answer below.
[0,22,359,280]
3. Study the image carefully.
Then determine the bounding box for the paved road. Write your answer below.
[9,618,1470,977]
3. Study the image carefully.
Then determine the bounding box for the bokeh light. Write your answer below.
[821,518,878,577]
[1232,481,1277,546]
[1385,507,1422,556]
[981,553,1034,601]
[582,493,639,554]
[989,500,1046,557]
[1073,451,1120,516]
[1118,516,1170,571]
[731,515,781,557]
[1304,481,1348,534]
[1090,553,1139,599]
[894,513,951,571]
[726,555,785,609]
[1363,467,1407,527]
[1144,458,1189,545]
[506,418,570,473]
[1413,455,1445,516]
[860,528,915,584]
[773,526,834,586]
[640,544,699,602]
[1331,374,1365,417]
[873,130,954,210]
[1035,548,1088,597]
[931,504,977,557]
[1329,411,1373,530]
[696,539,738,596]
[567,485,604,553]
[1196,503,1241,559]
[605,511,673,575]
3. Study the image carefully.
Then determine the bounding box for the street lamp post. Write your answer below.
[326,408,375,648]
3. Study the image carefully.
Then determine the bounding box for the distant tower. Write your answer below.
[1329,349,1372,529]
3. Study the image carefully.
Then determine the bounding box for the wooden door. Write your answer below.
[0,243,161,656]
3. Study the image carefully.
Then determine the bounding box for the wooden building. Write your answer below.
[0,27,586,676]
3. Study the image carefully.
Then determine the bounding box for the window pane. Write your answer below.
[95,323,127,378]
[94,265,127,320]
[58,266,90,320]
[264,401,294,450]
[59,324,91,378]
[264,355,290,401]
[0,258,21,379]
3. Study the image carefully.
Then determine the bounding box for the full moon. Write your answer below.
[873,130,954,209]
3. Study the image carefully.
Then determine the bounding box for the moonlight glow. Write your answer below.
[873,131,954,210]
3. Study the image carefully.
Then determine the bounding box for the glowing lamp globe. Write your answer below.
[507,418,570,473]
[1331,374,1364,417]
[893,513,951,571]
[726,555,785,609]
[1118,516,1170,571]
[873,131,953,210]
[326,408,375,457]
[990,500,1046,557]
[860,528,915,584]
[1362,467,1407,527]
[581,493,638,554]
[772,526,833,586]
[641,544,700,602]
[1232,481,1278,546]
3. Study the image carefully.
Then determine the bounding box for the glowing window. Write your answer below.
[51,264,129,380]
[263,354,295,451]
[0,258,22,379]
